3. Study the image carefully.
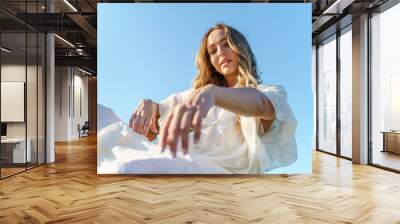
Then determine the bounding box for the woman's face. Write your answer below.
[207,29,239,78]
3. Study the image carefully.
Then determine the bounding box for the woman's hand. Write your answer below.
[159,85,217,157]
[129,99,159,138]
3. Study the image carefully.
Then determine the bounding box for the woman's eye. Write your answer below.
[223,42,229,47]
[209,49,216,55]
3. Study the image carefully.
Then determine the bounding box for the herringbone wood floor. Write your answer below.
[1,135,400,224]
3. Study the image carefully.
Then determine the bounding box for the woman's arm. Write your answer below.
[212,85,275,120]
[159,84,276,156]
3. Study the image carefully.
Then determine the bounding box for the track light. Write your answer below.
[78,67,93,76]
[1,47,11,53]
[63,0,78,12]
[323,0,355,15]
[54,34,75,48]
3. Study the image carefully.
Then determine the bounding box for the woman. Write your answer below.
[98,23,297,174]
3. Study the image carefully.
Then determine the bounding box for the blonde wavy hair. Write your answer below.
[193,23,261,131]
[193,23,261,89]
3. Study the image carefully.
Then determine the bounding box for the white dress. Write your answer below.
[97,84,297,174]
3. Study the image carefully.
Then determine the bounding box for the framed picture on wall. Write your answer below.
[97,3,312,175]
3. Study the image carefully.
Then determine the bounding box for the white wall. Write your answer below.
[1,65,40,137]
[55,67,89,141]
[72,72,89,138]
[1,82,25,122]
[55,67,69,141]
[1,65,26,134]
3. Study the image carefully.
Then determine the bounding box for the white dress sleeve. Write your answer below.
[239,84,297,173]
[97,103,122,131]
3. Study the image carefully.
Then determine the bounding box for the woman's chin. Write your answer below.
[220,70,237,77]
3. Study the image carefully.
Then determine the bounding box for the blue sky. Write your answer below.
[98,3,312,174]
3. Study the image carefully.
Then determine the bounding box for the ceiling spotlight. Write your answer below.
[1,47,11,53]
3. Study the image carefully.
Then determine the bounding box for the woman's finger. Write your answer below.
[149,115,158,134]
[159,112,173,152]
[167,106,187,157]
[129,112,137,128]
[143,117,152,136]
[192,108,203,144]
[132,114,141,133]
[180,134,189,155]
[180,107,195,154]
[137,115,147,135]
[168,137,177,158]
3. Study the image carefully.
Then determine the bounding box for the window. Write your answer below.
[317,35,337,154]
[339,28,352,158]
[371,2,400,171]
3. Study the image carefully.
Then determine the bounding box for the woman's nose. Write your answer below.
[217,46,226,56]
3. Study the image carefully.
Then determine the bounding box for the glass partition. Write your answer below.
[1,31,27,178]
[0,1,46,179]
[38,32,45,165]
[27,30,38,169]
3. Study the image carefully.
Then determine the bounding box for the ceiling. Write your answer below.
[0,0,391,75]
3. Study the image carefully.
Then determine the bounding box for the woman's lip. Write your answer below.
[221,60,231,66]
